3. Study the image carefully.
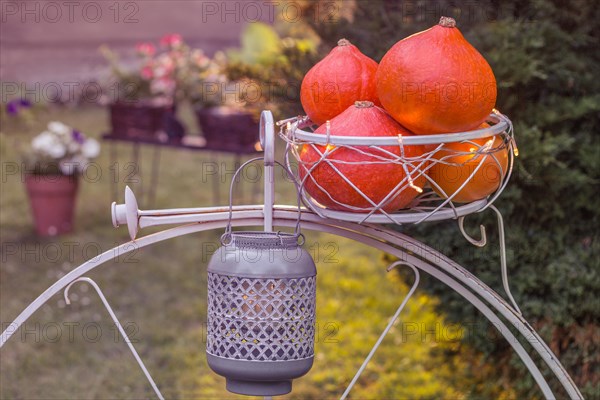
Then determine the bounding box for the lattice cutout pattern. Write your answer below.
[207,273,316,361]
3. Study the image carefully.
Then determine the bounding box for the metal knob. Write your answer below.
[110,186,139,240]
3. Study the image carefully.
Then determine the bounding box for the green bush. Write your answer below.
[300,0,599,398]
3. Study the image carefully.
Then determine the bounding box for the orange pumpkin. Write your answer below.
[376,16,497,134]
[299,101,425,212]
[428,127,508,203]
[300,39,380,125]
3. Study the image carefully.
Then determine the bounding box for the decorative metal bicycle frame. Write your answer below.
[0,111,583,399]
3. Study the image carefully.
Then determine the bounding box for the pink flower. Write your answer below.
[150,77,176,95]
[160,34,183,48]
[136,42,156,57]
[191,50,210,68]
[141,65,154,80]
[153,54,175,78]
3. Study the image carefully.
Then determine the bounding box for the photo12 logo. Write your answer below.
[1,321,140,344]
[1,240,140,264]
[1,1,140,24]
[199,1,340,24]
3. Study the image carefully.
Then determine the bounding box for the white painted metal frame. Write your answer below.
[0,111,582,399]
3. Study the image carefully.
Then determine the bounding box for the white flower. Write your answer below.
[59,158,78,175]
[81,138,100,158]
[150,78,176,95]
[68,141,81,153]
[47,142,67,158]
[31,131,55,152]
[47,121,71,136]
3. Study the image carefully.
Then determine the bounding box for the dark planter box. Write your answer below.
[195,107,259,152]
[110,101,174,139]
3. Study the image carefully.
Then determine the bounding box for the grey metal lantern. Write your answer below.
[206,159,317,397]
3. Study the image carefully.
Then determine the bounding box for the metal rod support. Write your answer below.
[341,262,420,399]
[64,278,165,400]
[489,204,522,314]
[111,188,490,240]
[261,110,275,232]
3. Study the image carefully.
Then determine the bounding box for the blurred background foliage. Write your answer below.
[228,0,599,397]
[224,21,321,118]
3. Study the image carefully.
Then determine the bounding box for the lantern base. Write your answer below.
[207,354,314,396]
[226,379,292,396]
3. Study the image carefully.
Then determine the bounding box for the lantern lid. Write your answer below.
[225,231,302,249]
[208,231,316,278]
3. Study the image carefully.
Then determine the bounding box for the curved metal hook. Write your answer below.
[458,215,487,247]
[457,207,521,315]
[341,261,420,399]
[488,205,522,315]
[64,278,165,400]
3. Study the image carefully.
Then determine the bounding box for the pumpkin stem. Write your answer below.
[337,38,352,46]
[438,16,456,28]
[354,101,374,108]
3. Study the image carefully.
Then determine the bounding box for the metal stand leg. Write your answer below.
[148,146,161,208]
[261,111,275,232]
[110,141,118,203]
[489,205,522,314]
[132,142,142,206]
[234,154,241,204]
[341,261,420,399]
[251,168,260,205]
[211,152,220,205]
[64,277,164,400]
[458,206,522,314]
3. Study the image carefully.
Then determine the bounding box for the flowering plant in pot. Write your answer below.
[101,34,212,140]
[1,99,36,131]
[3,98,33,119]
[190,53,263,152]
[23,121,100,236]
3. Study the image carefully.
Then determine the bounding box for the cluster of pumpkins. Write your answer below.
[298,17,509,212]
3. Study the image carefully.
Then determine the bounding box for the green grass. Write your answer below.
[0,105,475,399]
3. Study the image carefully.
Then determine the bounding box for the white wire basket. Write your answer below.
[279,109,517,225]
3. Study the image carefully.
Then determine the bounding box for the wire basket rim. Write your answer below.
[299,193,489,224]
[282,110,511,146]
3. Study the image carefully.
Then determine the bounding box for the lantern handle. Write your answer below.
[223,158,304,240]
